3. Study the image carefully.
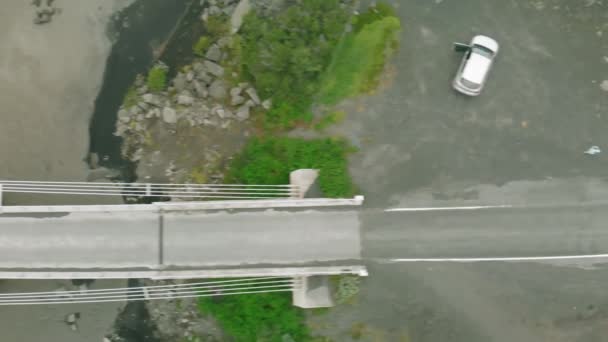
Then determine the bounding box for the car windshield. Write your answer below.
[460,77,481,89]
[472,44,494,58]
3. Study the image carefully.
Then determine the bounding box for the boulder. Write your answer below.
[245,87,260,104]
[217,37,233,48]
[205,44,222,62]
[204,60,224,77]
[231,95,245,106]
[173,73,187,92]
[236,105,250,121]
[162,107,177,124]
[229,87,242,97]
[209,5,221,15]
[118,109,129,120]
[209,80,228,100]
[262,98,272,110]
[142,93,159,106]
[186,71,195,82]
[197,71,213,85]
[177,94,194,106]
[193,81,207,98]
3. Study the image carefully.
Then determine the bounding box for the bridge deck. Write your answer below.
[0,208,361,277]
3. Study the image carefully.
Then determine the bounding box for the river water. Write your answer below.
[0,0,192,340]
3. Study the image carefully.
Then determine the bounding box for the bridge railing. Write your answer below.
[0,180,300,200]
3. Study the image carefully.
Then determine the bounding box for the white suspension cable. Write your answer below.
[0,278,295,305]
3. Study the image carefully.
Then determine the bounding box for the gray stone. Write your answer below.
[236,105,250,121]
[151,108,161,118]
[205,44,222,62]
[209,80,228,100]
[177,94,194,106]
[216,108,226,119]
[118,109,129,120]
[197,71,213,85]
[186,71,195,82]
[162,107,178,124]
[209,5,221,15]
[142,93,159,105]
[173,73,188,92]
[230,87,242,97]
[204,60,224,77]
[193,62,206,73]
[223,5,236,15]
[245,99,255,108]
[262,98,272,110]
[231,95,245,106]
[137,101,149,110]
[136,85,148,95]
[193,81,207,98]
[130,106,139,116]
[245,87,260,104]
[217,37,233,48]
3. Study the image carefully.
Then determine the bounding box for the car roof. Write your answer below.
[461,52,491,84]
[471,35,499,53]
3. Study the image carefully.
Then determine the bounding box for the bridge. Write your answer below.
[0,173,366,307]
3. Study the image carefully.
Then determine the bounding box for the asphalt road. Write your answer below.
[314,0,608,341]
[362,204,608,260]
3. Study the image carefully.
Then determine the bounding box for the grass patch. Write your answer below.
[147,63,168,92]
[198,291,309,342]
[319,3,400,104]
[193,36,210,57]
[239,0,349,129]
[314,110,346,131]
[226,137,356,198]
[122,85,138,108]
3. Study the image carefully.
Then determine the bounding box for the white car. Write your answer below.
[452,35,499,96]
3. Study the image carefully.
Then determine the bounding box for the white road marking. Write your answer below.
[384,254,608,262]
[384,205,513,212]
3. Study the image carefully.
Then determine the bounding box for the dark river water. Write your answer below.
[88,0,195,180]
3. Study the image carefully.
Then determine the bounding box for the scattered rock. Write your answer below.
[231,95,245,106]
[118,109,129,120]
[217,36,233,48]
[230,87,242,97]
[88,153,99,169]
[186,70,195,82]
[204,60,225,77]
[206,44,222,62]
[137,102,149,111]
[173,73,188,92]
[216,108,226,119]
[162,107,177,124]
[209,5,221,15]
[142,93,159,106]
[64,312,81,331]
[193,81,207,98]
[236,105,250,121]
[261,98,272,110]
[245,87,260,104]
[209,80,228,100]
[177,94,194,106]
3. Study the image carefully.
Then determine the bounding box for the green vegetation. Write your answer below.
[122,85,138,108]
[198,291,309,341]
[226,137,356,198]
[319,3,400,104]
[193,36,210,57]
[239,0,349,129]
[314,110,346,131]
[146,63,168,92]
